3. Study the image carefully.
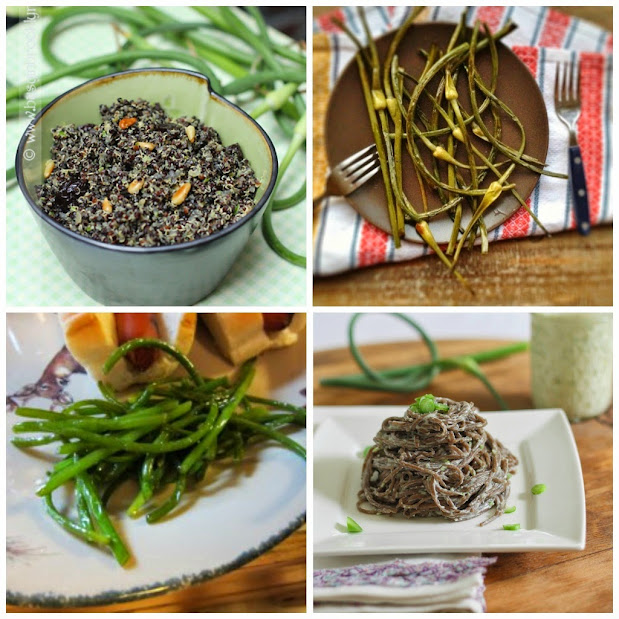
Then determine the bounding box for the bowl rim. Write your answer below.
[15,67,279,254]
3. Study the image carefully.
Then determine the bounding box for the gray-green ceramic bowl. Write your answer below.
[15,68,278,306]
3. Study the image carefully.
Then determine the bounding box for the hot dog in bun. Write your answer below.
[202,313,305,364]
[59,313,197,391]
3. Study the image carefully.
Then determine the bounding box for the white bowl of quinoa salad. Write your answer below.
[15,68,278,306]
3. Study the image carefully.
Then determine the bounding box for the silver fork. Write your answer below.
[554,57,591,236]
[313,144,380,209]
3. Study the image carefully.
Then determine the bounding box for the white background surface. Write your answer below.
[313,312,532,351]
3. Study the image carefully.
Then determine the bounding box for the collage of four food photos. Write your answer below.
[5,4,613,614]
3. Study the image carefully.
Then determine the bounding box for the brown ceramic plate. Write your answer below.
[325,22,549,243]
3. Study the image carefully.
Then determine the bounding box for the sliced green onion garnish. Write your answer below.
[346,516,363,533]
[410,394,449,414]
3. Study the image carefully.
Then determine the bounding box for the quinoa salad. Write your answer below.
[35,99,260,247]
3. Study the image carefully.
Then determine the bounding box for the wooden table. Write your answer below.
[312,6,613,307]
[7,526,306,613]
[314,340,612,613]
[313,228,612,306]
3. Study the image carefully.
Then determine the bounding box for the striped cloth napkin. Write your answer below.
[314,556,497,613]
[313,6,613,276]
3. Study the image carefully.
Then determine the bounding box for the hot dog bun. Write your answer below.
[59,313,197,391]
[202,313,305,364]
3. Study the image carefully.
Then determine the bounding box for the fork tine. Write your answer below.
[568,58,576,102]
[346,158,379,183]
[352,165,380,189]
[575,57,581,103]
[342,151,376,176]
[554,61,560,102]
[561,62,568,102]
[336,144,377,170]
[557,62,566,103]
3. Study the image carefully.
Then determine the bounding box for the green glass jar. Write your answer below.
[530,313,612,422]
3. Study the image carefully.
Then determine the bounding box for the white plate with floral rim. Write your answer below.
[7,313,306,608]
[313,406,585,556]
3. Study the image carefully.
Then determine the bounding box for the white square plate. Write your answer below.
[314,407,585,556]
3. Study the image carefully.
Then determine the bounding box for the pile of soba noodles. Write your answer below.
[358,395,517,525]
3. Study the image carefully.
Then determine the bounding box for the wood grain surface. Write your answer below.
[314,339,613,613]
[313,227,612,307]
[312,6,613,307]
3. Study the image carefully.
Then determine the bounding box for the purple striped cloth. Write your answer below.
[313,6,613,276]
[314,556,497,613]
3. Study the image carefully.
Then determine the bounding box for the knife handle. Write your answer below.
[568,145,591,236]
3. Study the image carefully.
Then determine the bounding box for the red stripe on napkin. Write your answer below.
[500,46,539,239]
[538,9,571,48]
[511,45,539,77]
[474,6,507,33]
[500,200,533,239]
[605,34,613,53]
[357,221,390,267]
[577,52,606,225]
[317,10,346,33]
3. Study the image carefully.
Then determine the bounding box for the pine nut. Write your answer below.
[119,117,137,129]
[127,179,145,194]
[135,141,155,151]
[44,159,55,179]
[171,182,191,206]
[102,198,113,213]
[185,125,196,143]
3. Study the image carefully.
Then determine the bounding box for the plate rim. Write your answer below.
[7,512,306,608]
[313,406,585,556]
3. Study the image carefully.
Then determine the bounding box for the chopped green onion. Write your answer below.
[503,523,520,531]
[504,506,516,514]
[410,394,449,414]
[531,483,547,495]
[346,516,363,533]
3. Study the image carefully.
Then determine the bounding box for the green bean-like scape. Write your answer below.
[338,7,566,285]
[7,6,306,269]
[12,337,306,566]
[321,313,527,410]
